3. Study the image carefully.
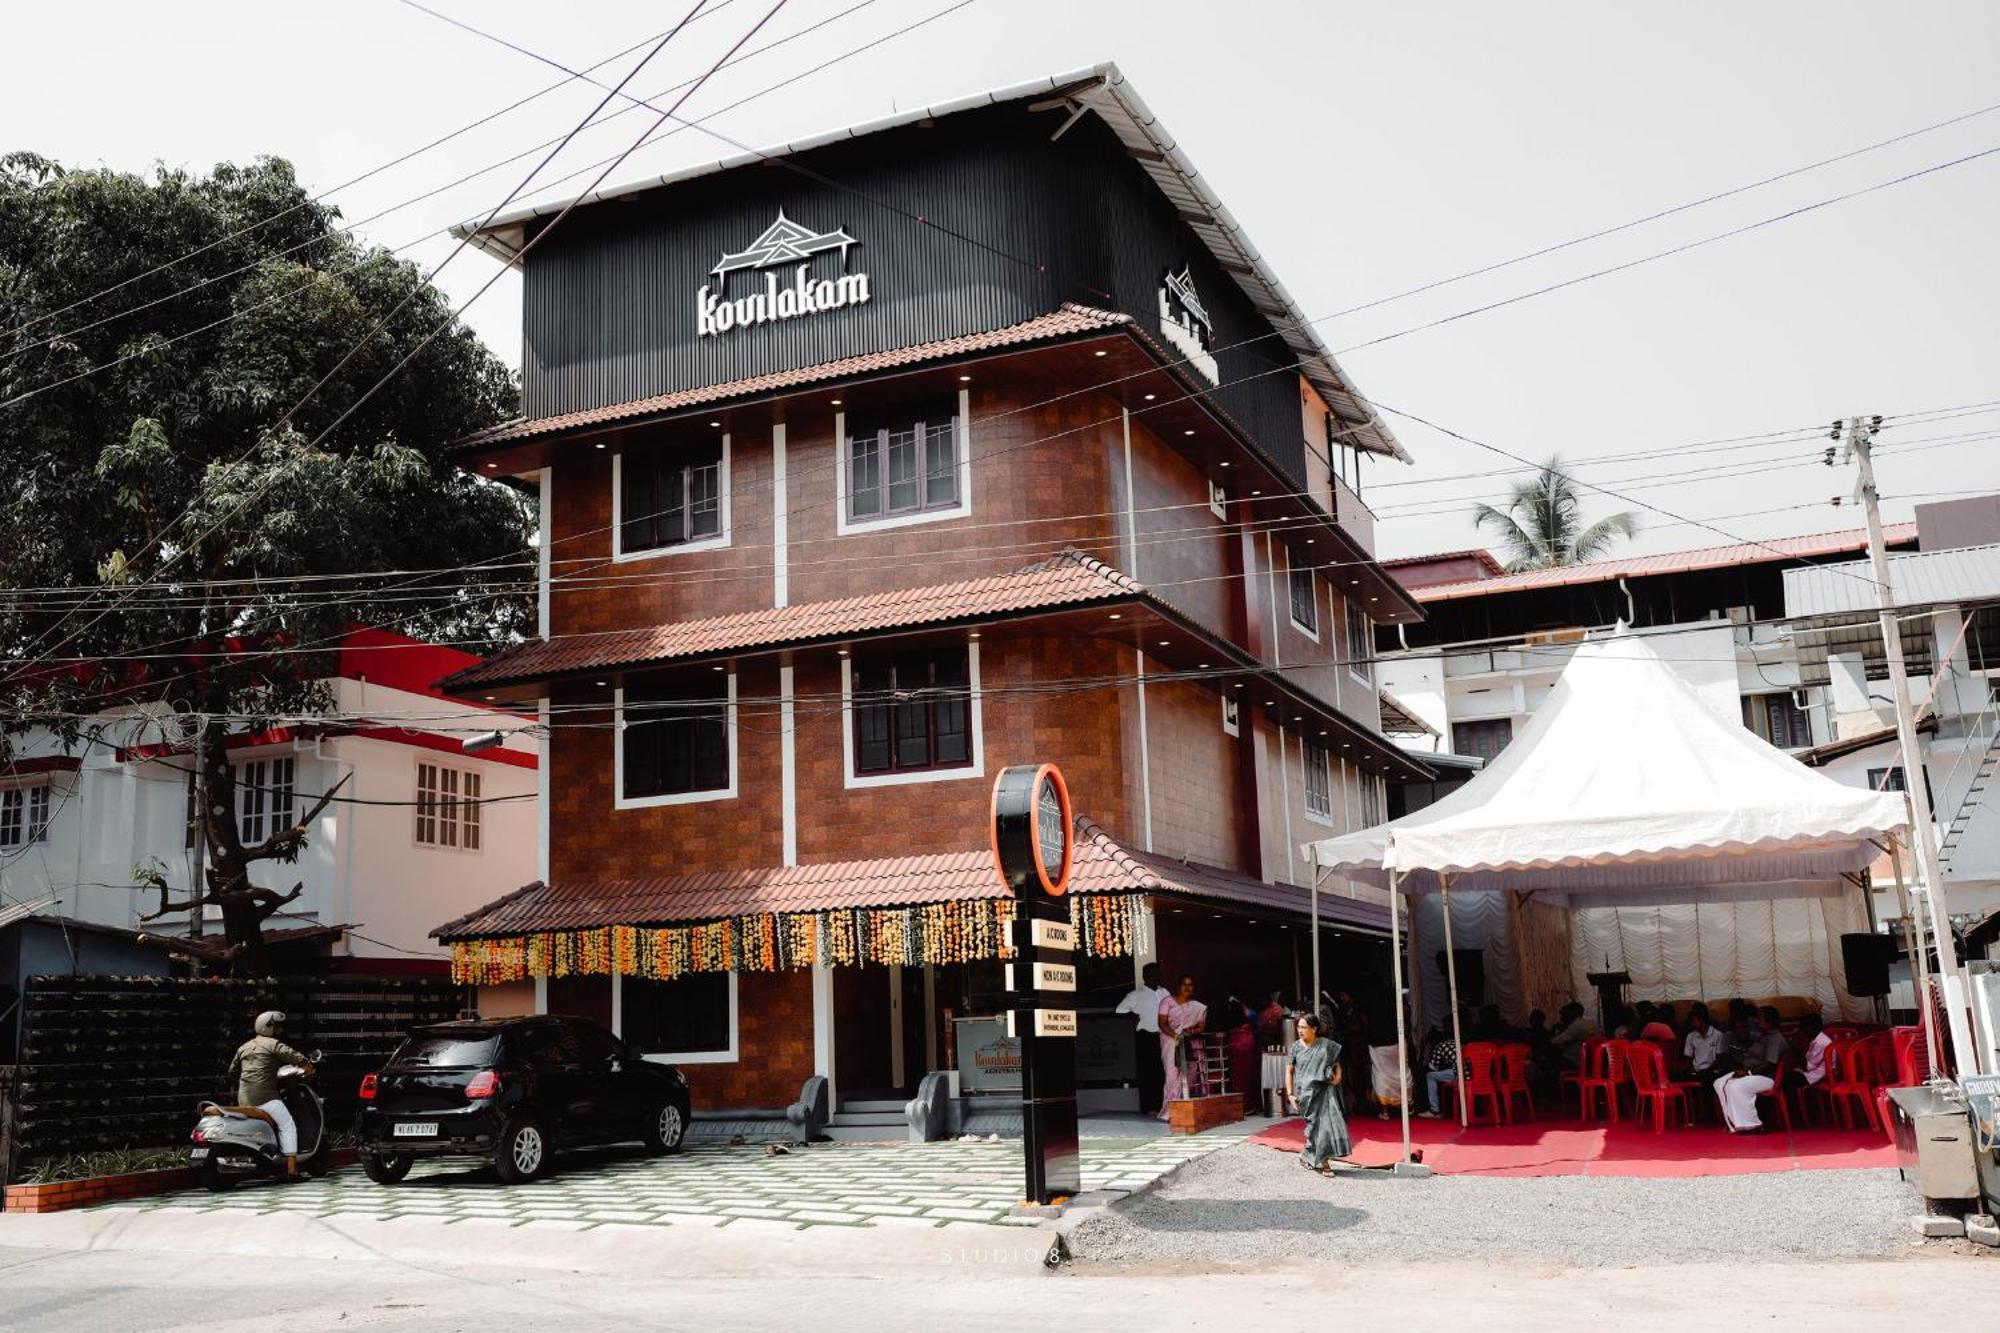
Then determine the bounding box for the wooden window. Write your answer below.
[1303,741,1332,820]
[1451,718,1512,763]
[1288,566,1318,636]
[623,675,731,798]
[0,784,50,847]
[416,763,483,849]
[847,402,960,522]
[620,441,723,554]
[1742,692,1810,749]
[237,757,294,844]
[853,647,973,776]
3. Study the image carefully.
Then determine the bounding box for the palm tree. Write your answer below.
[1472,458,1640,572]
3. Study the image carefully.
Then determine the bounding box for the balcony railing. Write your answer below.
[1331,471,1375,555]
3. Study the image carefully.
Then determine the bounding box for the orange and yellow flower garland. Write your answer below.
[449,894,1140,984]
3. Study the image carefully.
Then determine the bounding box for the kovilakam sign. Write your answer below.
[697,210,873,337]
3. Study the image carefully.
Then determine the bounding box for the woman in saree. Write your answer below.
[1285,1012,1350,1174]
[1157,974,1208,1117]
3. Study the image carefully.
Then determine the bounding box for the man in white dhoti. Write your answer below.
[1713,1006,1790,1132]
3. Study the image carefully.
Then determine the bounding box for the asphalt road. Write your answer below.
[5,1242,1998,1332]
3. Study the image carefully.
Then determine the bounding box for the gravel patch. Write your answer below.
[1068,1141,1916,1268]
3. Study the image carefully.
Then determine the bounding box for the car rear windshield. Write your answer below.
[390,1033,502,1068]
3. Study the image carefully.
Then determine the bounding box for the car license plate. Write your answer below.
[393,1122,439,1138]
[188,1147,209,1160]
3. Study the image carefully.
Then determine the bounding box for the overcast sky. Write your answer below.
[8,1,1998,560]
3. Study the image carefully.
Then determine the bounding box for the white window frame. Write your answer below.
[1286,550,1320,642]
[610,434,733,563]
[235,755,296,845]
[841,638,985,789]
[615,970,740,1065]
[415,760,483,852]
[614,672,739,809]
[834,389,974,535]
[1221,693,1239,737]
[1302,740,1334,827]
[0,782,52,848]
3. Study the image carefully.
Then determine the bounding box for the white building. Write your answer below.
[0,629,537,971]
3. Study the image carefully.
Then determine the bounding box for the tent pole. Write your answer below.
[1389,868,1413,1166]
[1440,874,1467,1128]
[1311,864,1324,1015]
[1890,834,1942,1078]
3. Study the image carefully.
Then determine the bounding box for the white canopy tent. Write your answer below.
[1302,633,1921,1161]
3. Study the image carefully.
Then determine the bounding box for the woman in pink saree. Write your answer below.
[1158,974,1208,1117]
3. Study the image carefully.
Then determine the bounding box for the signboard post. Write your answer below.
[991,763,1081,1204]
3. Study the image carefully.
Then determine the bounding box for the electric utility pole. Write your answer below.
[1841,414,1982,1076]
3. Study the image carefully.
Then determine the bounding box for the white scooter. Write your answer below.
[189,1051,328,1192]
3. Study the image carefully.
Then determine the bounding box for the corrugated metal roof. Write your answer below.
[451,305,1131,452]
[1414,524,1918,603]
[449,62,1406,463]
[1783,542,2000,618]
[441,548,1140,691]
[433,814,1386,939]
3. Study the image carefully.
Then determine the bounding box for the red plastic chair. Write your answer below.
[1627,1043,1688,1133]
[1756,1055,1795,1132]
[1458,1043,1505,1126]
[1561,1036,1609,1115]
[1817,1042,1881,1133]
[1496,1042,1536,1123]
[1578,1041,1630,1122]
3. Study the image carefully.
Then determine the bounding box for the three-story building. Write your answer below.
[435,65,1426,1120]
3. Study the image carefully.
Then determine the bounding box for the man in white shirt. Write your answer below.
[1683,1006,1730,1081]
[1116,963,1170,1115]
[1787,1013,1834,1094]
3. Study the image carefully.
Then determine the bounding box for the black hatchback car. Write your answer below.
[355,1015,691,1184]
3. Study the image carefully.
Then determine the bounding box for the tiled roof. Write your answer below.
[434,815,1387,939]
[1412,524,1920,603]
[451,305,1132,452]
[441,548,1141,691]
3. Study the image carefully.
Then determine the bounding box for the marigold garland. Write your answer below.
[448,894,1142,984]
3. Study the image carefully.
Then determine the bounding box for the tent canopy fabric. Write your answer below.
[1305,634,1908,903]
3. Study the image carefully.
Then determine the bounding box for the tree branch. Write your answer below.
[250,880,305,919]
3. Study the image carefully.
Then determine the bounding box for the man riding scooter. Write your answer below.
[228,1011,315,1179]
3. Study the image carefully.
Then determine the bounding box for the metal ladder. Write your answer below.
[1939,711,2000,866]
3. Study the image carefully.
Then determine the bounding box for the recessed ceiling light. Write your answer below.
[485,462,499,469]
[483,695,496,701]
[712,665,725,672]
[1251,490,1262,496]
[1318,730,1327,736]
[1265,700,1276,706]
[1184,429,1196,436]
[831,399,843,406]
[1369,596,1378,601]
[1232,683,1244,690]
[1158,640,1170,647]
[595,680,608,687]
[1306,538,1315,544]
[959,375,971,382]
[1094,349,1108,357]
[1198,662,1209,669]
[594,442,606,450]
[1109,612,1122,620]
[1219,461,1230,468]
[1143,393,1156,401]
[709,421,721,428]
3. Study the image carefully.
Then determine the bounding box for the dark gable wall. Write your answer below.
[520,103,1313,487]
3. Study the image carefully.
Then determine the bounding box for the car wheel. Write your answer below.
[363,1152,413,1185]
[642,1100,687,1155]
[494,1117,548,1184]
[201,1157,237,1193]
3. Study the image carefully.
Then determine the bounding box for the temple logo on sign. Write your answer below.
[1159,264,1219,384]
[697,210,872,336]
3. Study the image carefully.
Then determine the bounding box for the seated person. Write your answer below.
[1548,1002,1594,1070]
[1682,1006,1730,1081]
[1418,1023,1460,1119]
[1713,1006,1790,1133]
[1785,1013,1832,1095]
[1639,1003,1676,1042]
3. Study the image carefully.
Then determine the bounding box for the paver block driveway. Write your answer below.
[102,1135,1228,1231]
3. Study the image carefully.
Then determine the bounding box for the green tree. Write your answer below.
[0,153,531,973]
[1472,458,1640,572]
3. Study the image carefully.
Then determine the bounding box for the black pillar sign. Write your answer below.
[991,764,1081,1204]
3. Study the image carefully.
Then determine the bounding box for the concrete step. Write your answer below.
[819,1123,906,1142]
[828,1111,906,1127]
[838,1098,909,1113]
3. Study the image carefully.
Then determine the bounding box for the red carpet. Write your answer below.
[1248,1113,1896,1177]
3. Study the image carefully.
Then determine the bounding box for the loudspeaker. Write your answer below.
[1433,949,1486,1005]
[1841,932,1897,997]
